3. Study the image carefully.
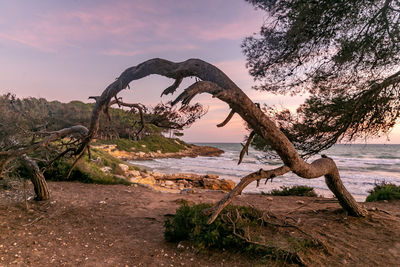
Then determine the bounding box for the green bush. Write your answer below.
[42,148,134,185]
[164,203,312,263]
[268,185,317,197]
[43,158,130,185]
[366,182,400,202]
[165,203,258,249]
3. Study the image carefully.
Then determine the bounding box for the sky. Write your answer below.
[0,0,399,143]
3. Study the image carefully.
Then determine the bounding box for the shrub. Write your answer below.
[165,203,258,249]
[366,182,400,202]
[268,185,317,197]
[42,148,133,185]
[164,202,315,264]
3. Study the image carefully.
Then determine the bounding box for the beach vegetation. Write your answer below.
[266,185,317,197]
[42,148,133,185]
[165,202,320,264]
[366,182,400,202]
[93,135,188,153]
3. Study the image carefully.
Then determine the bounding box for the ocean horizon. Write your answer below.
[129,143,400,201]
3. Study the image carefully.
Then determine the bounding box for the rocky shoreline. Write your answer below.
[94,143,234,193]
[94,144,224,161]
[102,163,235,193]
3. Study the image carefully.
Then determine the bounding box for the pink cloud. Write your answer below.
[0,1,161,52]
[0,1,263,54]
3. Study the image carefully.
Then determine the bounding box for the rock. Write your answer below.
[180,188,195,194]
[180,179,189,185]
[177,242,185,250]
[296,200,305,205]
[118,164,129,173]
[91,157,102,164]
[100,166,112,173]
[163,173,201,181]
[202,178,235,191]
[165,181,175,186]
[138,152,146,158]
[152,172,164,179]
[149,152,154,158]
[130,176,156,185]
[141,144,146,148]
[157,150,162,154]
[127,170,141,177]
[204,174,219,179]
[266,197,273,201]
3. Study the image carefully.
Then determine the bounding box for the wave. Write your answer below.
[129,143,400,198]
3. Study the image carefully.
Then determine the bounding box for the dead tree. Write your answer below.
[80,58,367,219]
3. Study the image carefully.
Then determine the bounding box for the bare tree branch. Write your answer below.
[217,109,235,127]
[238,131,256,165]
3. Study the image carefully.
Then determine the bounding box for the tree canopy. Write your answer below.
[243,0,400,155]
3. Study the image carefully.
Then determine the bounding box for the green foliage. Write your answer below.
[165,203,255,249]
[268,186,317,197]
[244,0,400,155]
[43,148,134,185]
[366,182,400,202]
[164,203,313,263]
[94,136,187,153]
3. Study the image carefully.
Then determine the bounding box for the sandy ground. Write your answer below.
[1,181,400,267]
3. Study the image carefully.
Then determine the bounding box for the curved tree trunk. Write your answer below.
[83,58,366,218]
[2,58,367,216]
[21,155,50,201]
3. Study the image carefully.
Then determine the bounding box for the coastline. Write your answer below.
[94,143,224,161]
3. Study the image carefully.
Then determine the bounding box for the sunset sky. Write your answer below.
[1,0,399,143]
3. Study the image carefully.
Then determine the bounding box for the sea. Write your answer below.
[129,143,400,201]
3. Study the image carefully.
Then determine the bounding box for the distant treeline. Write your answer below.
[0,94,165,143]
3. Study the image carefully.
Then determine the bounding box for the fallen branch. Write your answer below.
[207,166,291,224]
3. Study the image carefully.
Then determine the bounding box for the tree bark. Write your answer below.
[21,155,50,201]
[86,58,366,217]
